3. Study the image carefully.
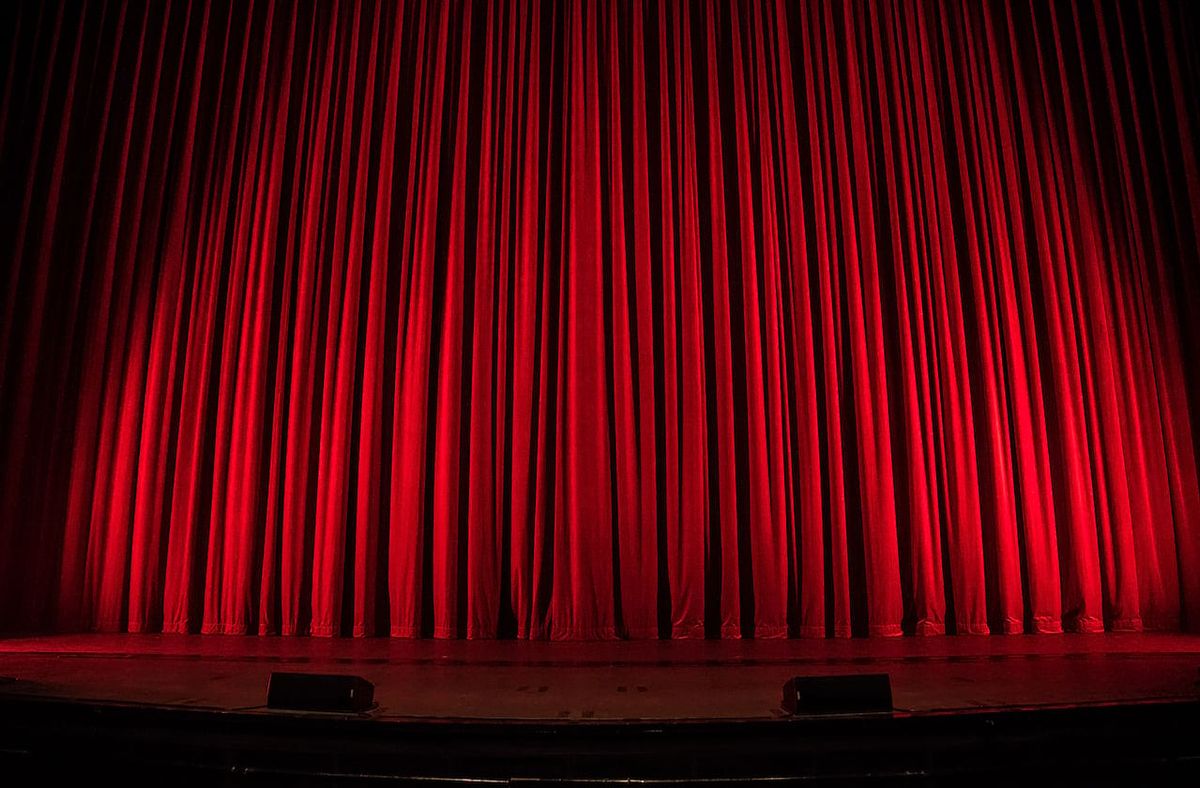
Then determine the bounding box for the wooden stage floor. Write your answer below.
[2,632,1198,721]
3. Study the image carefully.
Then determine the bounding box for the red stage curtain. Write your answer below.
[2,0,1199,638]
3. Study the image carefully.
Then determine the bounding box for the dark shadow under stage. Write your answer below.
[2,633,1200,783]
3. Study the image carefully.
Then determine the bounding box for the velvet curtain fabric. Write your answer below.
[2,0,1199,638]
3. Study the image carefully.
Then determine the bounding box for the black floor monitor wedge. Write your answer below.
[782,673,893,715]
[267,672,375,713]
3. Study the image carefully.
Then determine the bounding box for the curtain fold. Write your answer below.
[1,0,1199,638]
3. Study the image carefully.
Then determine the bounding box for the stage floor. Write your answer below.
[1,632,1199,721]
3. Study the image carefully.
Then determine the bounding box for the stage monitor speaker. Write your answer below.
[267,672,375,713]
[782,673,892,715]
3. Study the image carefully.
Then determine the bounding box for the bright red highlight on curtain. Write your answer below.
[1,0,1199,639]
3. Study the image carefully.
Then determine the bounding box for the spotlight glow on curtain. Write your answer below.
[2,0,1199,638]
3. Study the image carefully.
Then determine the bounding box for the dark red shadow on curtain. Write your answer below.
[1,0,1199,639]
